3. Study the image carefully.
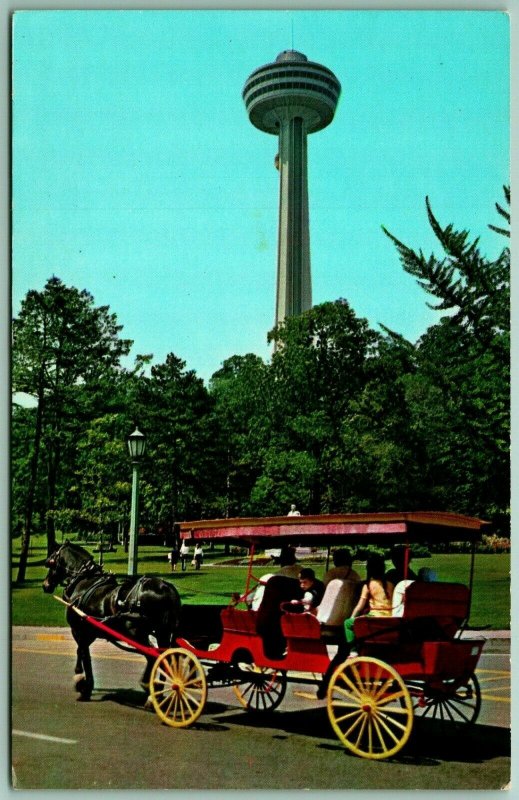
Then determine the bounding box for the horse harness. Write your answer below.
[63,561,153,619]
[63,560,118,610]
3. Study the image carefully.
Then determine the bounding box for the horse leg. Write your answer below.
[73,647,86,692]
[74,641,94,701]
[140,656,155,692]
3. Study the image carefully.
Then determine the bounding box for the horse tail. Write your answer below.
[144,577,182,648]
[161,604,179,648]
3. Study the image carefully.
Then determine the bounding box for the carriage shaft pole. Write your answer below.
[53,595,160,658]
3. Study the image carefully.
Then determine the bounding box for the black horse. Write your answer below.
[43,541,182,701]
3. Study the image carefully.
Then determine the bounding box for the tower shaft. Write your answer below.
[243,50,340,332]
[276,115,311,322]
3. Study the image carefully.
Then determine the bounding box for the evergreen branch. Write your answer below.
[488,224,510,238]
[495,202,510,223]
[378,325,415,350]
[425,196,473,262]
[488,186,510,237]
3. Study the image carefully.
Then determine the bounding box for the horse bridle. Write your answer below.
[46,544,101,585]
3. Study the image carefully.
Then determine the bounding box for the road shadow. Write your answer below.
[214,705,510,765]
[95,687,149,710]
[94,687,231,732]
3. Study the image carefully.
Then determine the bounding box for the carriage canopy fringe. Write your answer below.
[178,511,489,546]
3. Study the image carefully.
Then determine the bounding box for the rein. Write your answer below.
[53,549,118,611]
[62,560,103,599]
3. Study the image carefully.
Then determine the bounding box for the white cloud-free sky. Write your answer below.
[12,9,509,382]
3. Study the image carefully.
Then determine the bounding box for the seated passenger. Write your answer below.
[255,574,303,659]
[385,545,417,586]
[323,548,361,587]
[248,574,274,611]
[295,568,325,614]
[392,566,438,617]
[391,579,415,617]
[318,549,362,627]
[317,579,355,627]
[276,546,301,579]
[318,554,395,700]
[344,554,394,647]
[418,566,437,582]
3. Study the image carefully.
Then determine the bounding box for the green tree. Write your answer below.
[383,193,510,531]
[134,353,222,530]
[263,300,407,513]
[12,277,132,581]
[209,354,271,516]
[66,413,132,545]
[382,194,509,356]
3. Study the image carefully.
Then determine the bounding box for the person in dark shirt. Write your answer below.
[385,545,417,585]
[297,567,325,613]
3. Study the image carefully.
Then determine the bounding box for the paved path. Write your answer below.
[11,626,510,790]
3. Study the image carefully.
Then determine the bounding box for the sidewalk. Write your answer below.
[12,624,511,653]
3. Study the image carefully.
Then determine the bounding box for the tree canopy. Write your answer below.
[12,192,510,580]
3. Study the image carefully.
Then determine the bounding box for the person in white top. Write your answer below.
[180,540,190,571]
[318,549,362,627]
[287,504,301,516]
[392,567,438,616]
[193,543,204,570]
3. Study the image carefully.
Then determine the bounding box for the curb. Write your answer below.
[12,625,510,641]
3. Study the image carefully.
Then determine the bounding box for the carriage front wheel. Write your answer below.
[327,656,414,760]
[149,648,207,728]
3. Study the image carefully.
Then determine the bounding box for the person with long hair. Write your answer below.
[343,553,394,650]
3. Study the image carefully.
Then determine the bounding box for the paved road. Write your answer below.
[11,627,510,790]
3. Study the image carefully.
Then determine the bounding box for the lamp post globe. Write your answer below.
[127,426,146,461]
[127,426,146,576]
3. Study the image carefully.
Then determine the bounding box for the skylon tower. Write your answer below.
[243,50,341,328]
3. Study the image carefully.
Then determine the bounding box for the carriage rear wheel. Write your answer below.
[406,673,481,725]
[233,662,287,712]
[149,648,207,728]
[327,656,414,760]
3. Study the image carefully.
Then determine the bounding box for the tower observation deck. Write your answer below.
[243,50,341,328]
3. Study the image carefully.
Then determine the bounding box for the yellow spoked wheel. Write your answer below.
[406,673,481,725]
[233,663,287,712]
[149,648,207,728]
[327,656,414,760]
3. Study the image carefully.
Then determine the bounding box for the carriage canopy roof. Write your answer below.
[179,512,489,546]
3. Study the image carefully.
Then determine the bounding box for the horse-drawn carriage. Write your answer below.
[45,511,489,760]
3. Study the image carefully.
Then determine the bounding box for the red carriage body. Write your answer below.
[67,511,491,759]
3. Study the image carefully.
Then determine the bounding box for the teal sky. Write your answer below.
[12,10,510,383]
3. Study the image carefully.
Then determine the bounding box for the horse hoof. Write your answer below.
[74,674,87,692]
[144,695,153,711]
[76,694,91,702]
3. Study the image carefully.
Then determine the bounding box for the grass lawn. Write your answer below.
[11,536,510,630]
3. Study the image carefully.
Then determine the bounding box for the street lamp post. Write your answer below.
[127,426,146,576]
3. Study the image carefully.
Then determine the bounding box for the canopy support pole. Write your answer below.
[244,542,256,599]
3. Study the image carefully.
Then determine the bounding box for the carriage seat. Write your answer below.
[353,581,470,645]
[276,577,357,643]
[220,606,258,634]
[280,609,322,640]
[316,578,357,627]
